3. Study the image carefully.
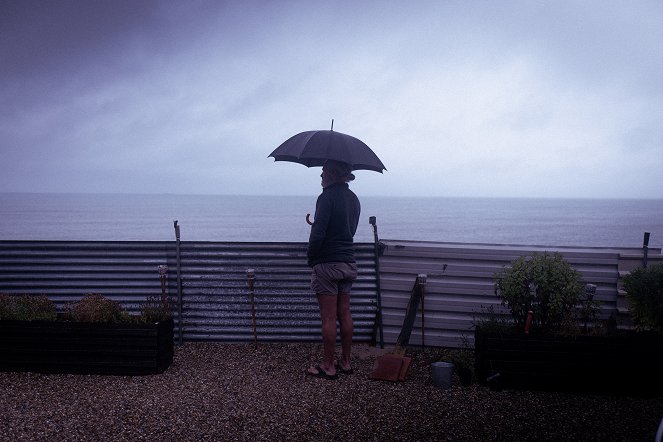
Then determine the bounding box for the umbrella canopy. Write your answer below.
[269,130,386,172]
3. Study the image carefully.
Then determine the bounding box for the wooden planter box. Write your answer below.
[474,325,663,396]
[0,318,174,375]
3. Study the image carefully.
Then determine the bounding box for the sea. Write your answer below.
[0,193,662,249]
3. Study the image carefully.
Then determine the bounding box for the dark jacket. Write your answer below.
[307,182,361,267]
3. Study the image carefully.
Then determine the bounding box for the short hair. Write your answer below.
[324,160,355,182]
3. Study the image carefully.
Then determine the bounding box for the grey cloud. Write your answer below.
[1,0,662,198]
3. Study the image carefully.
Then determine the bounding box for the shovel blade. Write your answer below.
[368,354,411,382]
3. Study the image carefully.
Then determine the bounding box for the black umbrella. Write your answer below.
[269,126,386,173]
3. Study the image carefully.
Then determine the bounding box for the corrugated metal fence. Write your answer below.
[378,239,662,348]
[0,241,379,344]
[2,239,660,349]
[174,242,378,342]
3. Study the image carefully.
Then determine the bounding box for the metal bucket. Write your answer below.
[431,361,454,389]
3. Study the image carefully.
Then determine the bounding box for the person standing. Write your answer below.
[306,160,361,380]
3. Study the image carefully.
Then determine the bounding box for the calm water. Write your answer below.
[0,193,661,249]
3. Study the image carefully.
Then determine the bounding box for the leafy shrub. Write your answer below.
[14,295,58,321]
[1,293,171,325]
[494,252,584,333]
[624,263,663,334]
[472,304,514,333]
[0,294,57,321]
[0,295,13,319]
[577,284,601,328]
[554,283,605,336]
[68,294,129,323]
[441,348,474,370]
[139,294,172,324]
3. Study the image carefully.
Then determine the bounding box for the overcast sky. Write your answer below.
[2,0,662,198]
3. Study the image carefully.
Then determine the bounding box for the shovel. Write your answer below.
[369,274,427,381]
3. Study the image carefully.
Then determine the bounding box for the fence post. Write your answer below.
[369,216,384,348]
[643,232,650,268]
[174,220,183,345]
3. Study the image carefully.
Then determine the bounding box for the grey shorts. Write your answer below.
[311,262,358,296]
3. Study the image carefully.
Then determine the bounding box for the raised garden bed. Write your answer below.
[0,318,174,375]
[474,325,663,396]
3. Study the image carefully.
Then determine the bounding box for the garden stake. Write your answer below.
[247,269,257,349]
[174,220,183,345]
[158,265,168,305]
[420,277,425,349]
[419,264,447,346]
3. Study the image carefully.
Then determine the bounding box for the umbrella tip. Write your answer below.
[331,119,334,131]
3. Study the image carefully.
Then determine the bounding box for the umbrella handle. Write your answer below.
[306,213,314,225]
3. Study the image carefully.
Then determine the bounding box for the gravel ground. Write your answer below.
[1,343,662,441]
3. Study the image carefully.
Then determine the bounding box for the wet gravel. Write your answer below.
[1,343,662,441]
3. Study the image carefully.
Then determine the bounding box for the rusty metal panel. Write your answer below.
[0,241,379,344]
[378,240,660,349]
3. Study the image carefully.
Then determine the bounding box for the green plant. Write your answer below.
[0,294,13,319]
[556,283,604,336]
[494,252,584,333]
[623,263,663,334]
[472,304,513,333]
[139,293,172,324]
[0,294,56,321]
[68,294,129,323]
[2,293,172,324]
[436,346,475,386]
[442,349,473,370]
[578,284,601,328]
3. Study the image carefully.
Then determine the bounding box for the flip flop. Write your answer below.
[307,365,338,380]
[334,359,355,374]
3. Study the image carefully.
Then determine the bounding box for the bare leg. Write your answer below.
[337,292,353,370]
[314,294,338,375]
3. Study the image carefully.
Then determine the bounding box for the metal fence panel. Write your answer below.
[175,241,378,342]
[377,240,662,348]
[0,241,378,344]
[0,241,174,308]
[2,239,660,349]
